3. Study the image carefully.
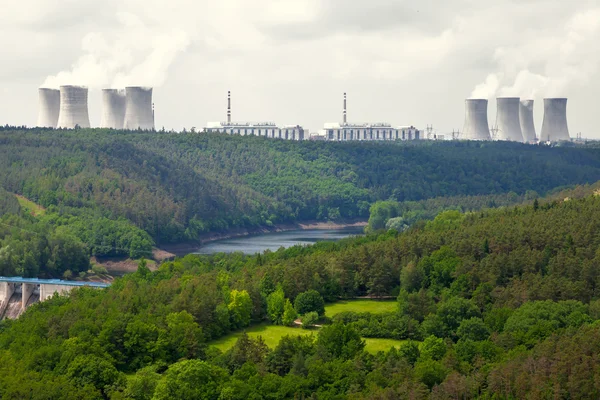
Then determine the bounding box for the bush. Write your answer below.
[301,312,319,329]
[294,290,325,316]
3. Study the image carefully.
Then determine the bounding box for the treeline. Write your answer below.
[2,127,600,243]
[3,193,600,396]
[0,186,20,216]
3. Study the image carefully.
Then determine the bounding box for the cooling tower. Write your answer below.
[37,88,60,128]
[495,97,523,142]
[123,87,154,130]
[101,89,126,129]
[540,98,570,142]
[463,99,491,140]
[519,100,537,143]
[56,86,90,129]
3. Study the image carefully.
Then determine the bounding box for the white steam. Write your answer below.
[42,11,192,89]
[470,7,600,99]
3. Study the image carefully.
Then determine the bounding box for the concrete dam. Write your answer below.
[0,277,109,320]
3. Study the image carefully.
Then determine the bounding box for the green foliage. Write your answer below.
[419,336,447,361]
[414,359,448,389]
[5,187,600,397]
[266,286,285,325]
[503,300,591,346]
[228,290,253,329]
[0,186,20,216]
[282,299,298,326]
[456,317,491,341]
[316,323,365,360]
[153,360,228,400]
[294,289,325,316]
[66,355,125,396]
[301,311,319,329]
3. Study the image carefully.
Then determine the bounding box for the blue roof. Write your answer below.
[0,276,110,288]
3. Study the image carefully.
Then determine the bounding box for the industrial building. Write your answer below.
[461,96,571,143]
[124,86,154,130]
[101,89,126,129]
[323,93,421,141]
[540,98,570,142]
[463,99,491,140]
[203,92,306,140]
[56,85,91,129]
[495,97,524,142]
[519,100,537,143]
[37,88,60,128]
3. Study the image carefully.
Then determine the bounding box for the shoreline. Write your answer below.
[158,219,367,257]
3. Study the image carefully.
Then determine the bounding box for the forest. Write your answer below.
[2,189,600,398]
[2,127,600,248]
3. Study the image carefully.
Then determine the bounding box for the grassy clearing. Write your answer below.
[15,195,46,217]
[210,323,315,352]
[209,323,407,354]
[363,338,408,353]
[324,300,398,318]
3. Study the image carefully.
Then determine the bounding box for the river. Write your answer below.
[193,226,365,255]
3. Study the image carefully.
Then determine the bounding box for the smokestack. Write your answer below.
[56,86,90,129]
[540,98,570,142]
[495,97,524,142]
[463,99,491,140]
[37,88,60,128]
[343,92,347,124]
[227,91,231,124]
[123,87,154,130]
[519,99,537,143]
[100,89,126,129]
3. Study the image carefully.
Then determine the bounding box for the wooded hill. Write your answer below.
[3,189,600,397]
[2,127,600,248]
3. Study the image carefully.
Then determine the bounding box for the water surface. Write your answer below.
[194,226,364,255]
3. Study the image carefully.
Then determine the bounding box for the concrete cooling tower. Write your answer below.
[519,100,537,143]
[101,89,126,129]
[495,97,523,142]
[540,98,570,142]
[123,87,154,130]
[37,88,60,128]
[463,99,491,140]
[56,86,90,129]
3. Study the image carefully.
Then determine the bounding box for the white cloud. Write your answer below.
[0,0,599,137]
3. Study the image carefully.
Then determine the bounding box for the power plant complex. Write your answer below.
[463,96,571,143]
[36,85,573,144]
[204,92,421,142]
[37,86,155,131]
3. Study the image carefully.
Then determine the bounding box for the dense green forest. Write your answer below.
[3,191,600,397]
[2,127,600,249]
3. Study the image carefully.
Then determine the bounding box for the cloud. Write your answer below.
[470,6,600,99]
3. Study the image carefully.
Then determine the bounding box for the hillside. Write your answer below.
[3,192,600,397]
[2,127,600,250]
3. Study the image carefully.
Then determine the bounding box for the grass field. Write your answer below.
[15,195,45,217]
[209,323,406,354]
[324,300,398,318]
[210,323,315,351]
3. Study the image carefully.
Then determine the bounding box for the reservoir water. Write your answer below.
[194,226,365,255]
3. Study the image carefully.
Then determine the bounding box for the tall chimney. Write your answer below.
[227,91,231,124]
[462,99,491,140]
[343,92,347,124]
[540,98,570,142]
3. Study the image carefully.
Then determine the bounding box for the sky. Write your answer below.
[1,0,600,137]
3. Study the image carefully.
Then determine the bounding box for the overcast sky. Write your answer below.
[2,0,600,137]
